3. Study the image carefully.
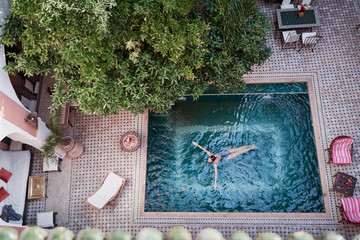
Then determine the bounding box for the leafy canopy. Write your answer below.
[1,0,271,115]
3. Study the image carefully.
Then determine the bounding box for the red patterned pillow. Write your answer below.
[0,187,9,203]
[0,168,12,183]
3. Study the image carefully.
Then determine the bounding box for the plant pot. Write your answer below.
[25,112,38,128]
[60,136,84,159]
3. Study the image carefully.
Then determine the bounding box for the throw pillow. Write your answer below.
[0,168,12,183]
[0,187,9,203]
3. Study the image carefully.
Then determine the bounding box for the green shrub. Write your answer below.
[0,227,18,240]
[196,228,225,240]
[167,227,193,240]
[108,230,132,240]
[41,110,63,159]
[229,231,252,240]
[48,227,75,240]
[136,228,162,240]
[18,226,47,240]
[76,229,104,240]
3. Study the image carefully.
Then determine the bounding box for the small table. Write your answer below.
[119,131,141,152]
[277,7,320,29]
[28,175,46,200]
[332,172,357,196]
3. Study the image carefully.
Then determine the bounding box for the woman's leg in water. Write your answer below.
[227,145,257,160]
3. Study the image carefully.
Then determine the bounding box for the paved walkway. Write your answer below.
[25,0,360,238]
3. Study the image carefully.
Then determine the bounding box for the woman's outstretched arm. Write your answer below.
[213,164,218,189]
[192,142,213,156]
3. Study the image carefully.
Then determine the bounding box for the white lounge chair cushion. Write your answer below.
[87,172,125,209]
[37,211,55,228]
[301,32,317,43]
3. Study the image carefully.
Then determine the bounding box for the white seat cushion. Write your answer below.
[281,0,291,5]
[282,30,297,42]
[9,141,23,151]
[34,81,40,94]
[87,172,125,209]
[37,211,55,228]
[301,32,317,43]
[24,80,34,92]
[43,157,59,172]
[280,4,294,9]
[21,96,37,112]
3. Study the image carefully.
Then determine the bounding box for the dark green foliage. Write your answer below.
[41,111,63,158]
[264,0,282,3]
[194,0,272,92]
[1,0,271,115]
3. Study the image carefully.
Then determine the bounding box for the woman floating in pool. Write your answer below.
[192,142,257,189]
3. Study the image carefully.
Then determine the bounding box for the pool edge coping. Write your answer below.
[137,75,332,221]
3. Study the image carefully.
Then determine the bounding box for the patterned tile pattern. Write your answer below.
[24,0,360,239]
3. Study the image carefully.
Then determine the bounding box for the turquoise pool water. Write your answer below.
[145,83,324,213]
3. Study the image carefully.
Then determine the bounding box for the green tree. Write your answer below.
[1,0,271,115]
[194,0,272,92]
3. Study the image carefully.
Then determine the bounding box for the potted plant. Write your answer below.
[42,111,63,162]
[59,135,84,159]
[42,111,84,160]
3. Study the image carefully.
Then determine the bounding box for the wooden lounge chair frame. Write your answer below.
[85,171,129,210]
[326,135,354,164]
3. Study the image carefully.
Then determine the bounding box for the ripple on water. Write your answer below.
[145,89,324,213]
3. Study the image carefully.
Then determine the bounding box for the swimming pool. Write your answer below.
[144,83,325,214]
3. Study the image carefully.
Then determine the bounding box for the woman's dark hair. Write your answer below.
[210,155,216,162]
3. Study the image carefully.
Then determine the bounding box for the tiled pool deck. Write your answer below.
[25,0,360,238]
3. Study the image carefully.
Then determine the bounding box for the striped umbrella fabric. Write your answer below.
[332,137,354,164]
[340,198,360,223]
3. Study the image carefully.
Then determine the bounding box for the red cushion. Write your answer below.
[0,187,9,203]
[0,168,12,183]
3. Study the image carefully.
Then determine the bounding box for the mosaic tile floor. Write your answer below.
[25,0,360,238]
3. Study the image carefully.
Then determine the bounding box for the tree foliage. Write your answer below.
[1,0,271,115]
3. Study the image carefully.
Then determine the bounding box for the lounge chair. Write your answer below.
[327,136,354,164]
[85,171,128,210]
[339,198,360,223]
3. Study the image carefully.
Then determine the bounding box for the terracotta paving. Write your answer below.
[25,0,360,238]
